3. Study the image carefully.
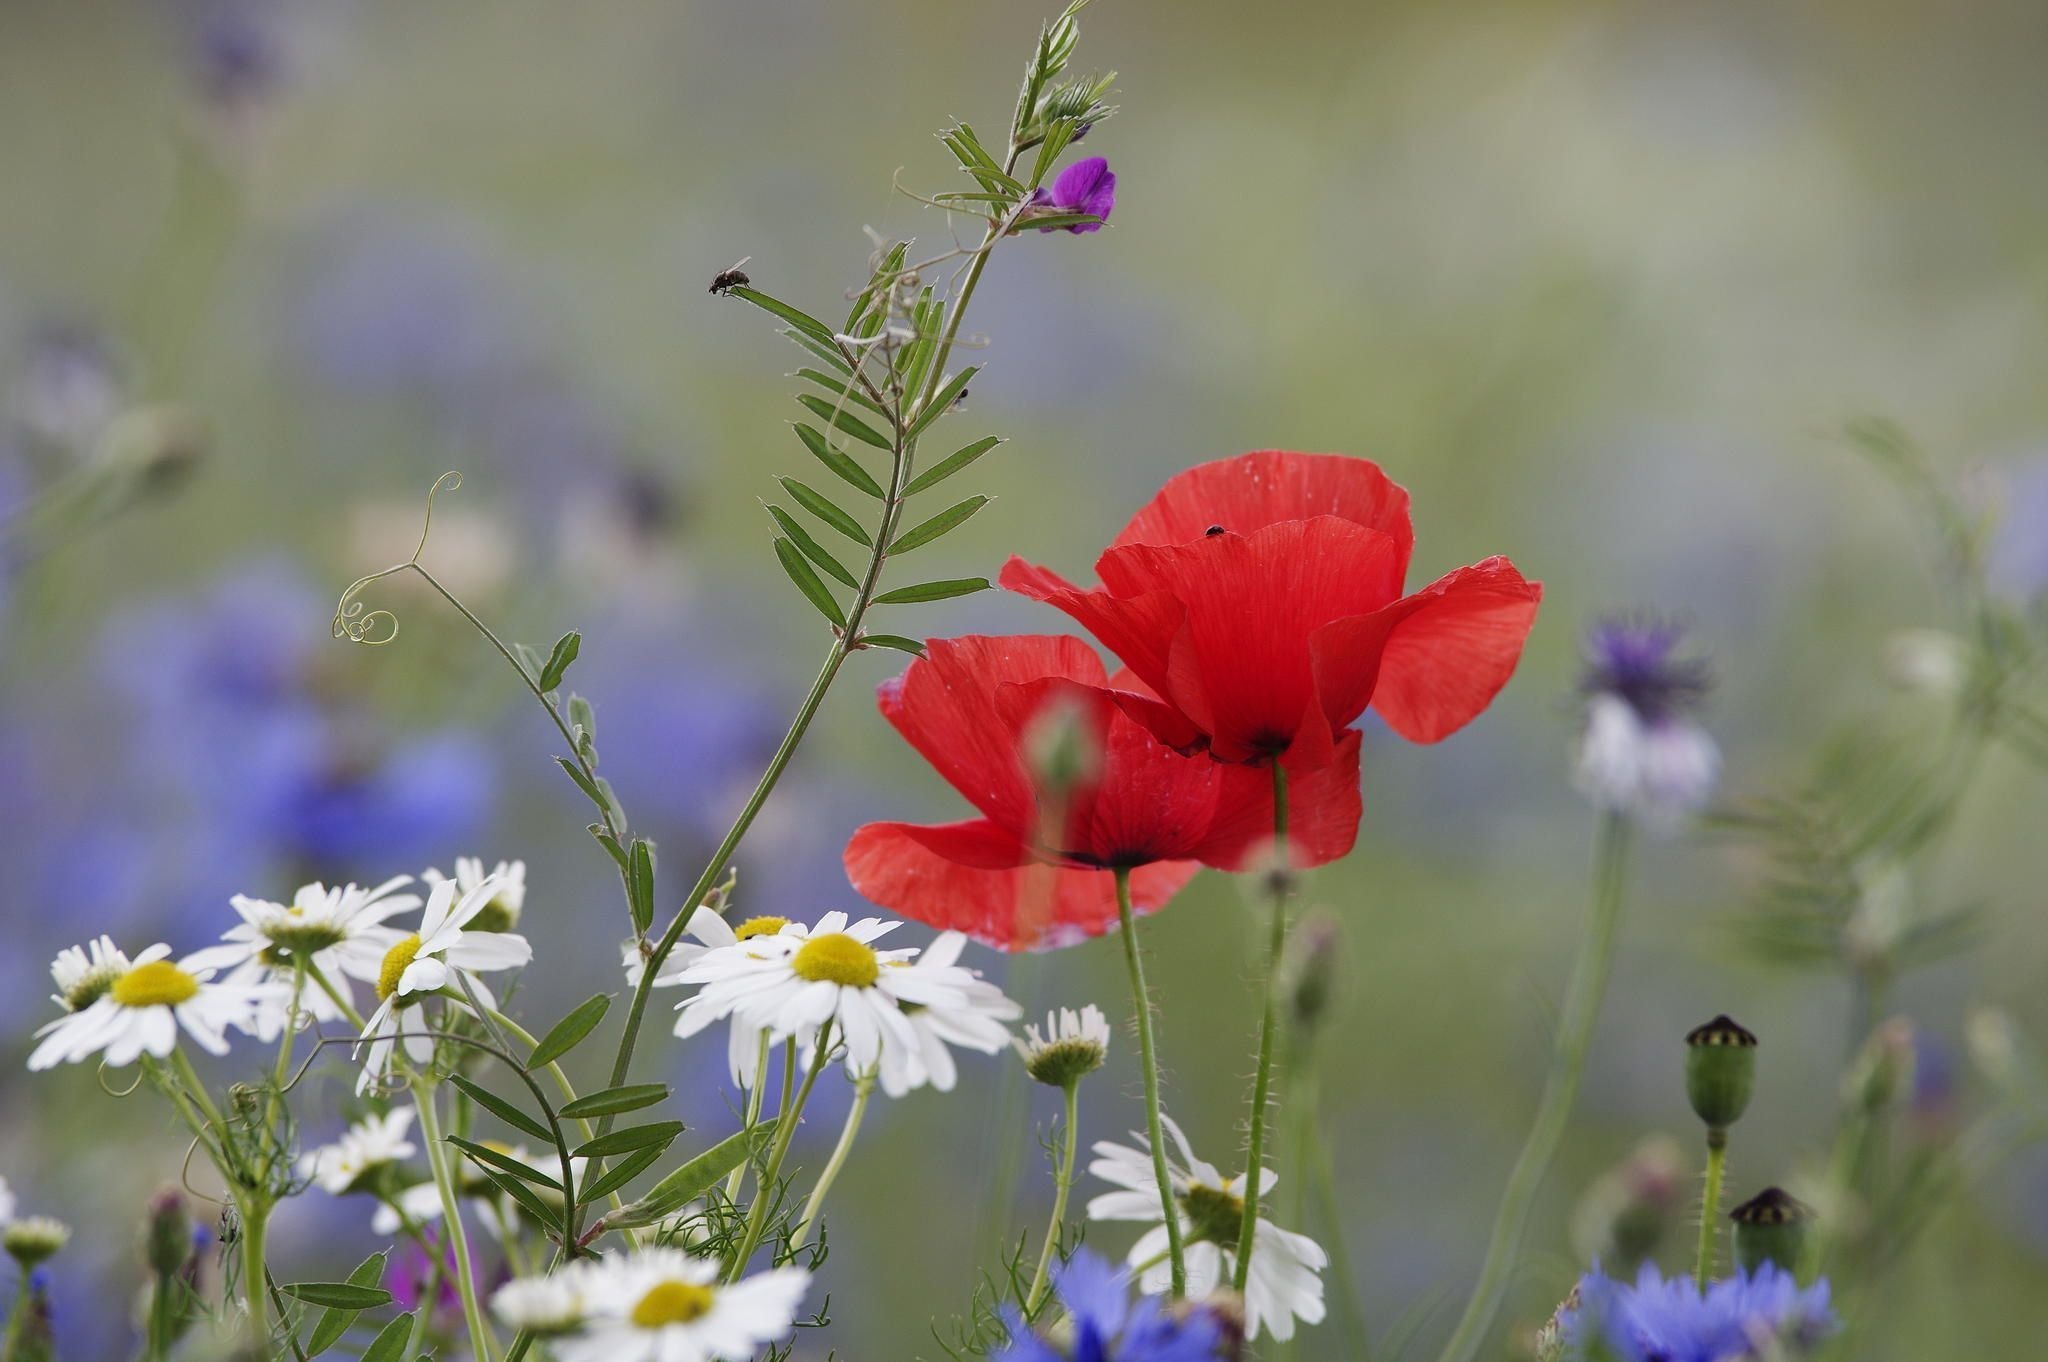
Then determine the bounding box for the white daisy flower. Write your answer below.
[561,1246,807,1362]
[1088,1114,1327,1342]
[354,875,533,1093]
[492,1272,586,1337]
[624,907,792,1090]
[27,946,286,1071]
[1018,1003,1112,1088]
[673,911,975,1083]
[878,931,1020,1099]
[184,877,421,1038]
[0,1176,15,1225]
[370,1180,449,1237]
[424,856,527,934]
[46,936,133,1014]
[298,1107,418,1195]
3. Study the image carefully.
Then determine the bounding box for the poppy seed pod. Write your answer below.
[1731,1186,1813,1275]
[1685,1015,1758,1134]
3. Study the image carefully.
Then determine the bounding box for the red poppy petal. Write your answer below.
[878,635,1106,829]
[1367,556,1543,743]
[1111,451,1415,571]
[1195,731,1363,871]
[1094,518,1404,760]
[1000,557,1187,698]
[843,820,1199,950]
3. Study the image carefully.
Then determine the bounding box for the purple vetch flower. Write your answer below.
[1574,617,1719,829]
[1030,156,1116,233]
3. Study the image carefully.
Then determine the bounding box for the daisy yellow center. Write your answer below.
[377,935,424,1002]
[791,932,878,987]
[733,915,790,941]
[1181,1180,1245,1246]
[632,1279,715,1328]
[111,961,200,1009]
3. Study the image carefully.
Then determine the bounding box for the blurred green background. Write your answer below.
[2,0,2046,1357]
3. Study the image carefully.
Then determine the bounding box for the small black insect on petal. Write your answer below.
[1205,524,1226,536]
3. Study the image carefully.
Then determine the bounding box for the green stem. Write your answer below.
[411,1079,498,1362]
[239,1201,271,1354]
[792,1069,875,1248]
[1432,812,1634,1362]
[1114,867,1187,1296]
[726,1024,835,1282]
[1233,761,1291,1292]
[1695,1134,1728,1287]
[725,1033,775,1202]
[1,1274,29,1358]
[1026,1079,1083,1313]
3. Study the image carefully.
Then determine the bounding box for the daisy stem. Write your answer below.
[1432,811,1634,1362]
[238,1201,272,1353]
[792,1068,875,1249]
[304,962,367,1031]
[1233,761,1292,1293]
[411,1077,499,1362]
[1694,1134,1728,1288]
[727,1024,834,1283]
[1025,1078,1083,1314]
[724,1034,776,1203]
[167,1049,230,1143]
[1114,867,1187,1297]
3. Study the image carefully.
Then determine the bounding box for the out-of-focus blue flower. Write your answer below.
[1575,617,1719,829]
[10,319,123,454]
[1562,1262,1835,1362]
[189,2,286,115]
[96,560,493,901]
[1029,156,1116,233]
[996,1251,1231,1362]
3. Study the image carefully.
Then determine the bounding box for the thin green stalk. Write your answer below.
[1433,812,1634,1362]
[792,1069,875,1248]
[1233,762,1291,1291]
[1114,867,1186,1296]
[725,1034,775,1202]
[411,1079,497,1362]
[1025,1079,1083,1313]
[238,1203,272,1354]
[726,1024,835,1282]
[1695,1135,1728,1287]
[1,1274,29,1357]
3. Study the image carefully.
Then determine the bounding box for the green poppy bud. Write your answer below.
[1731,1186,1813,1275]
[1685,1014,1757,1134]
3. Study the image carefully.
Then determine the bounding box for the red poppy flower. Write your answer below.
[843,635,1362,949]
[999,450,1542,767]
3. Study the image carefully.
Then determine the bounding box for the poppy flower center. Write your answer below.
[111,961,201,1009]
[790,933,879,987]
[1180,1180,1245,1246]
[631,1278,715,1327]
[378,935,424,1002]
[734,915,791,942]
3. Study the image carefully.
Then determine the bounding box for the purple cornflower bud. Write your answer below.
[1027,156,1116,234]
[1574,617,1719,829]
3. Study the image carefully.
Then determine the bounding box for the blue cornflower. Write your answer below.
[996,1252,1232,1362]
[1563,1262,1836,1362]
[1575,618,1719,829]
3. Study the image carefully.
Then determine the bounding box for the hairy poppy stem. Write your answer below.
[1115,866,1187,1296]
[1233,762,1291,1292]
[1433,811,1633,1362]
[1695,1134,1729,1287]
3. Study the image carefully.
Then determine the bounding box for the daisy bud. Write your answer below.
[1883,628,1968,697]
[1730,1186,1813,1276]
[1685,1015,1757,1135]
[3,1217,70,1269]
[145,1190,195,1277]
[1019,1005,1110,1088]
